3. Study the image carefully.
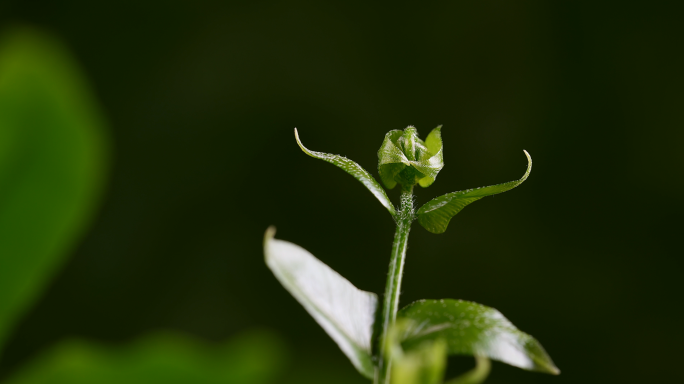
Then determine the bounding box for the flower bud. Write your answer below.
[378,126,444,189]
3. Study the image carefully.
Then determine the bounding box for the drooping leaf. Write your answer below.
[264,227,378,378]
[378,126,444,189]
[3,330,286,384]
[0,27,108,350]
[397,299,559,375]
[295,128,396,217]
[416,150,531,234]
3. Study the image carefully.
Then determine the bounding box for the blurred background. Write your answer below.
[0,0,682,383]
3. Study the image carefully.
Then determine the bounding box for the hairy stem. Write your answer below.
[376,185,414,384]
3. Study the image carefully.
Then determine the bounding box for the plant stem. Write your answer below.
[376,185,414,384]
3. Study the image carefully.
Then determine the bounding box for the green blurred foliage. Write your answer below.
[392,340,447,384]
[3,330,285,384]
[0,27,108,351]
[0,27,291,384]
[387,319,447,384]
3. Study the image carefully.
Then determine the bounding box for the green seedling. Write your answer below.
[265,126,558,384]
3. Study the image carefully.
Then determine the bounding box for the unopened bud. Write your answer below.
[378,126,444,189]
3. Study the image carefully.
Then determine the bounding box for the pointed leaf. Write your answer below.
[397,299,559,375]
[0,28,108,350]
[295,129,396,217]
[416,150,531,234]
[264,227,377,378]
[424,126,443,155]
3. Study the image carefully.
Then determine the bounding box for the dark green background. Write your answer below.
[1,1,682,383]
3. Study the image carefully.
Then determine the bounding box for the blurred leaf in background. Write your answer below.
[0,28,453,380]
[0,26,291,384]
[0,26,108,352]
[3,330,286,384]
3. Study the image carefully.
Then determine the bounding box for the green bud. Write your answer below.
[378,126,444,189]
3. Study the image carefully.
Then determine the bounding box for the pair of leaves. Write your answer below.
[294,129,531,234]
[264,231,559,381]
[0,27,108,351]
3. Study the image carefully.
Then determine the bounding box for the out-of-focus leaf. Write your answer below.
[397,299,559,375]
[416,151,531,234]
[0,28,108,349]
[391,340,446,384]
[264,227,377,379]
[444,356,490,384]
[3,330,286,384]
[295,128,396,217]
[377,126,443,189]
[385,320,446,384]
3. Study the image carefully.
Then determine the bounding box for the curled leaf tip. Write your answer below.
[294,128,316,157]
[293,129,397,217]
[264,226,277,250]
[294,128,303,147]
[416,149,533,234]
[265,225,276,238]
[521,150,532,179]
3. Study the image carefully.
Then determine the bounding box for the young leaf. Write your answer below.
[384,319,447,384]
[418,127,444,188]
[377,130,408,190]
[295,128,396,217]
[397,299,559,375]
[0,28,108,350]
[392,340,447,384]
[416,150,531,234]
[264,227,378,378]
